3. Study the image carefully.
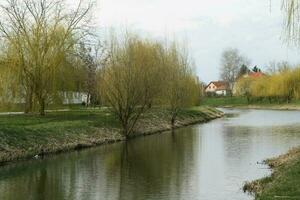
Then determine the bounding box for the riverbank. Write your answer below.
[244,148,300,199]
[202,97,300,111]
[222,104,300,111]
[0,106,223,165]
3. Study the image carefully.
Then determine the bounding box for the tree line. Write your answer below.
[236,66,300,104]
[0,0,201,138]
[100,35,200,137]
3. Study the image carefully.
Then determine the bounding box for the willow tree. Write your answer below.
[276,69,300,103]
[249,76,269,100]
[0,54,20,106]
[282,0,300,45]
[235,77,254,103]
[162,44,199,127]
[0,0,92,115]
[100,35,163,138]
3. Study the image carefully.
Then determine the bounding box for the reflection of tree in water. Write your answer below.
[223,124,300,167]
[0,159,70,200]
[0,127,200,200]
[0,148,110,200]
[103,128,199,200]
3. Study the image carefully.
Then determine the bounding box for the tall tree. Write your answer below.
[76,41,103,107]
[220,48,250,91]
[162,44,199,127]
[0,0,92,115]
[237,64,250,79]
[252,66,261,73]
[100,34,163,139]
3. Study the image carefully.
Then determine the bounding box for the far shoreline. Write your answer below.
[0,106,224,166]
[218,104,300,111]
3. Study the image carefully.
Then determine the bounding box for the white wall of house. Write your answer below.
[216,90,227,96]
[205,83,217,93]
[63,92,88,105]
[0,91,89,105]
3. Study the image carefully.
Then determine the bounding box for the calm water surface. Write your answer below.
[1,109,300,200]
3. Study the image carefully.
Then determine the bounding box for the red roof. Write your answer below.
[205,81,230,90]
[248,72,264,78]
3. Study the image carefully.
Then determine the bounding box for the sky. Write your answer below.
[0,0,300,83]
[93,0,299,82]
[1,0,299,83]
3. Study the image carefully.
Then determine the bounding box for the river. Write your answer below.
[1,109,300,200]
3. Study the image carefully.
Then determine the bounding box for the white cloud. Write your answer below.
[62,0,300,82]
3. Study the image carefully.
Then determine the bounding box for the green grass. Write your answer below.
[244,149,300,200]
[201,97,249,107]
[0,106,222,164]
[0,109,121,162]
[201,97,300,108]
[0,103,89,113]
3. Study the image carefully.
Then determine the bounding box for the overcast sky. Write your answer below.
[94,0,300,83]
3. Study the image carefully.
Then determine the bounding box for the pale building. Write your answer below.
[205,81,231,96]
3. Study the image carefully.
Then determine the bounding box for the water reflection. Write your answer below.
[1,109,300,200]
[0,128,200,200]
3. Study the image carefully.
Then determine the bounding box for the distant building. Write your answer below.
[62,92,89,105]
[205,81,231,96]
[243,72,265,78]
[233,71,266,95]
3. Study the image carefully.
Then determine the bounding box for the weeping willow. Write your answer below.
[282,0,300,45]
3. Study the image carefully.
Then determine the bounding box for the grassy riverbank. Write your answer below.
[0,106,223,164]
[244,148,300,199]
[202,97,300,110]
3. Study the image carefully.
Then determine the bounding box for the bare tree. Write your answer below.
[266,60,290,74]
[76,41,104,107]
[220,48,250,91]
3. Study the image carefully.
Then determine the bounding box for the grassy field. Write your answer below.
[0,103,88,112]
[0,106,223,164]
[244,148,300,200]
[201,97,300,110]
[201,96,249,107]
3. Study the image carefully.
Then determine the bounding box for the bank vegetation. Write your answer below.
[235,67,300,104]
[244,147,300,199]
[0,0,204,140]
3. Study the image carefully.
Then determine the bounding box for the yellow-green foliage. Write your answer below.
[250,76,269,98]
[293,68,300,99]
[0,0,91,115]
[236,67,300,103]
[235,77,254,97]
[100,34,200,136]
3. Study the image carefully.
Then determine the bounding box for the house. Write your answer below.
[243,72,265,78]
[205,81,231,96]
[233,71,266,95]
[62,92,89,105]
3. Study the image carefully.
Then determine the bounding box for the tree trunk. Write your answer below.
[171,115,176,128]
[25,90,33,114]
[39,99,45,116]
[121,120,130,140]
[86,93,90,107]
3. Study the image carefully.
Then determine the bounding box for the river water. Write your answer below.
[1,109,300,200]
